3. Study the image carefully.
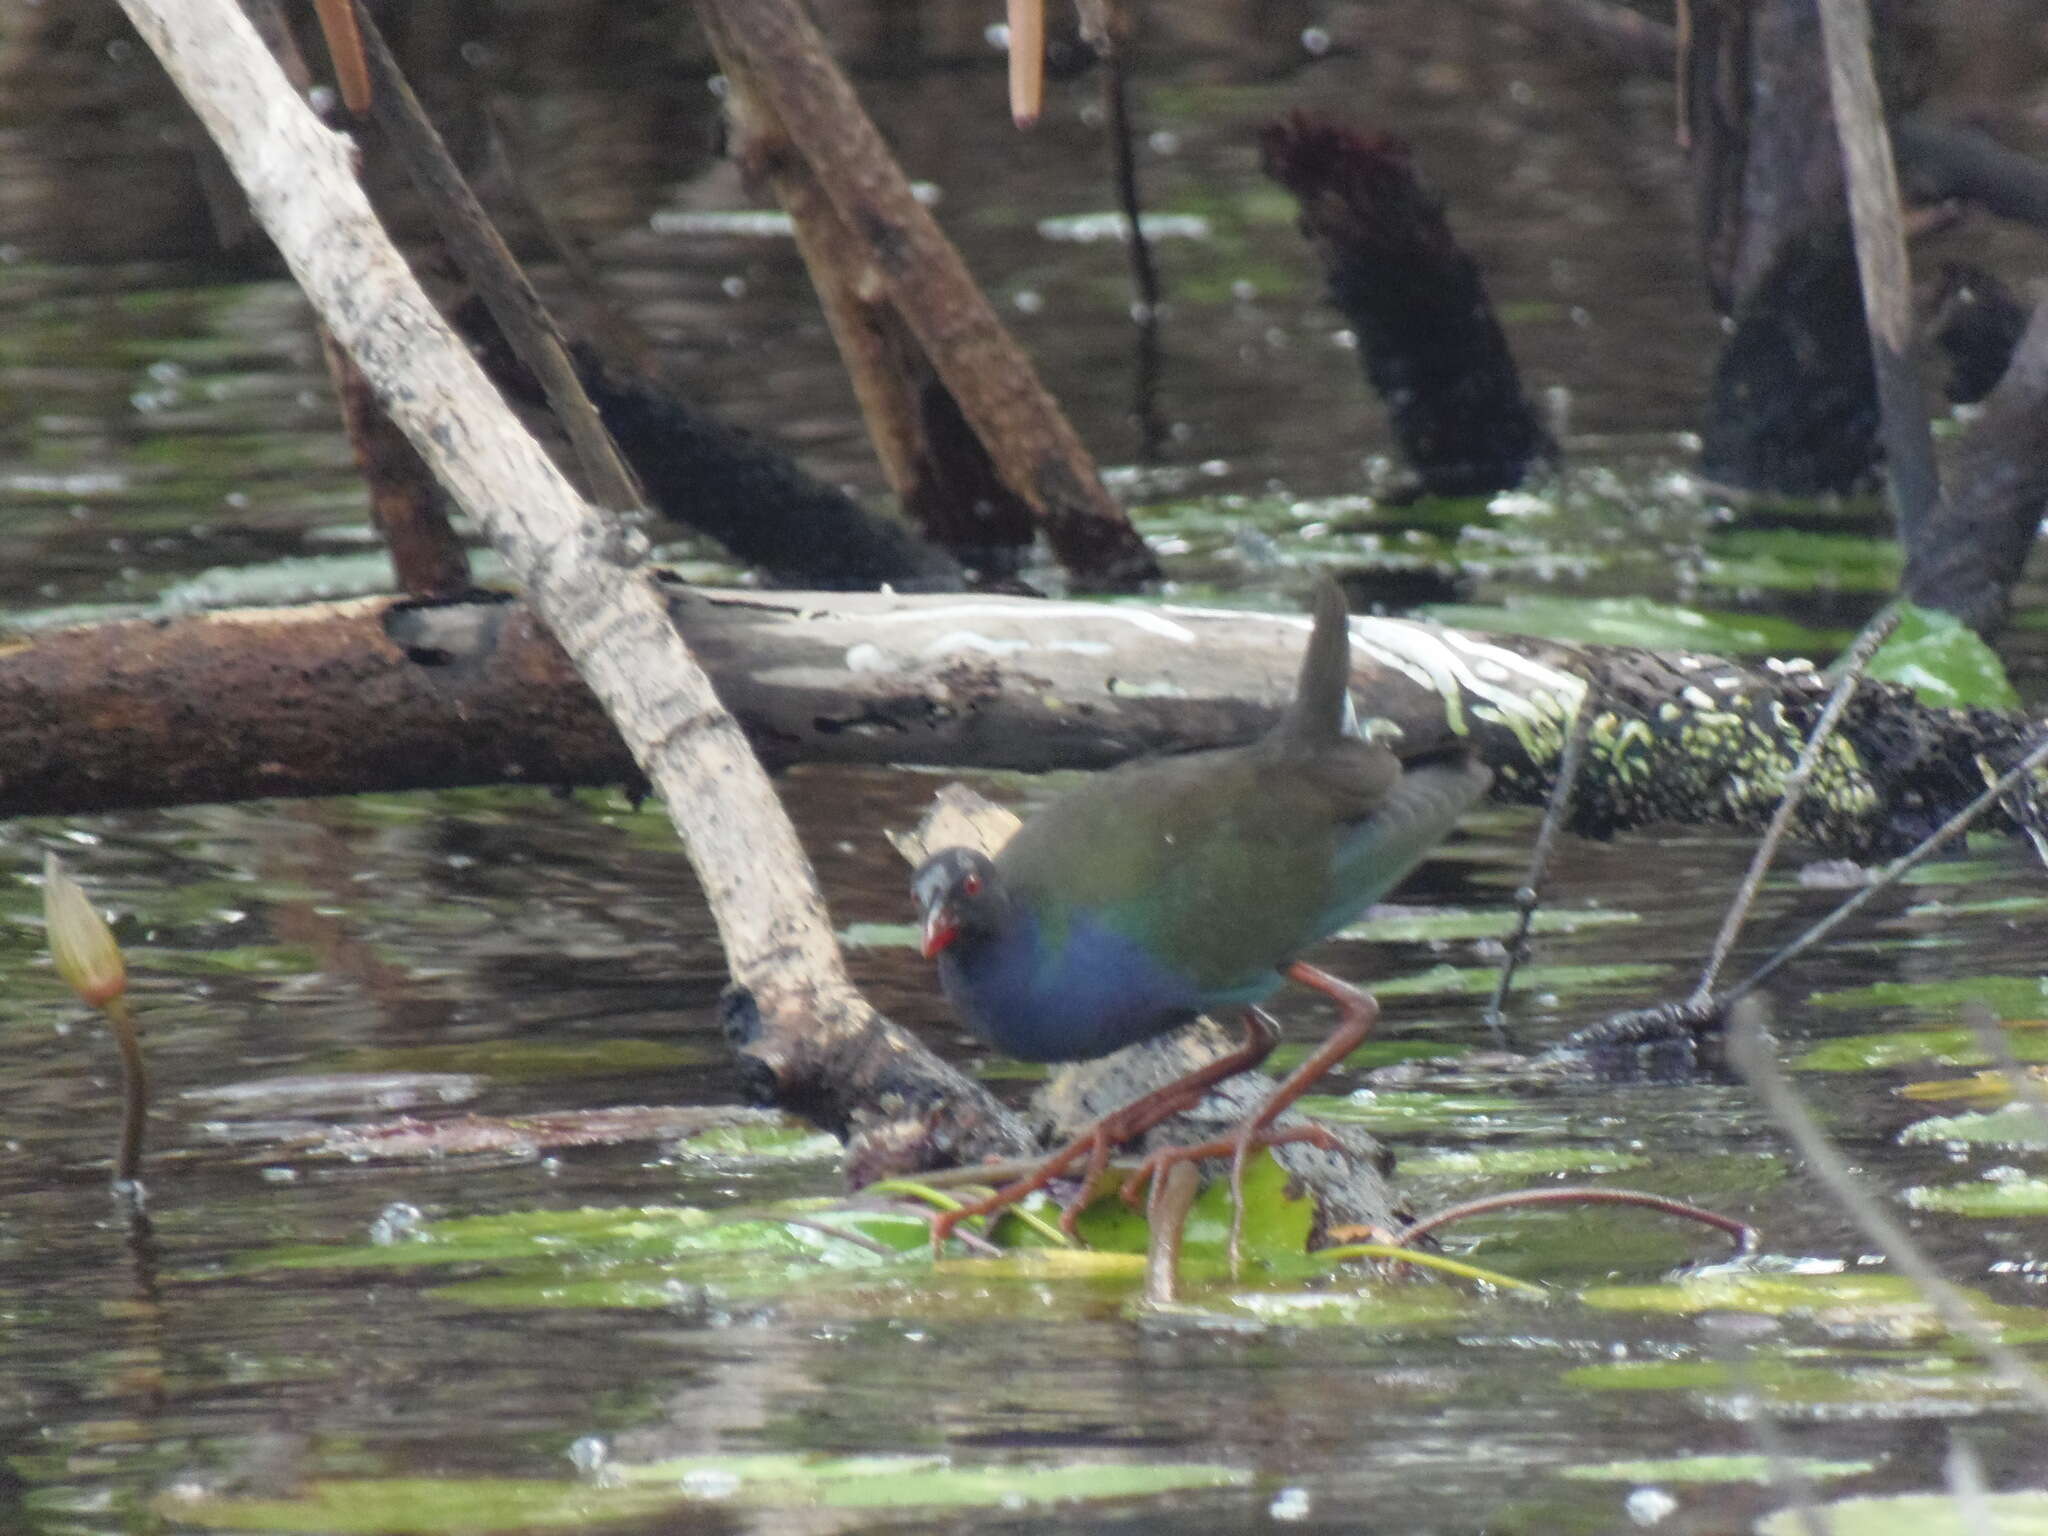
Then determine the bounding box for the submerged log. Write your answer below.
[2,587,2039,860]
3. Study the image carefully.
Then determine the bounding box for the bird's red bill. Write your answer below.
[921,910,959,959]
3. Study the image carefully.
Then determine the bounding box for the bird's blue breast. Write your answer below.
[938,907,1279,1062]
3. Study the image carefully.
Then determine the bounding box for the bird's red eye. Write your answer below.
[961,871,982,897]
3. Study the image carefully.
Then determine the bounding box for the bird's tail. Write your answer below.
[1274,573,1353,746]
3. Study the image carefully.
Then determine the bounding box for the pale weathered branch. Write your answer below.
[115,0,1029,1170]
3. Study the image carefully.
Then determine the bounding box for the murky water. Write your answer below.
[5,4,2048,1533]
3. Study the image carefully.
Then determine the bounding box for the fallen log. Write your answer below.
[3,586,2038,860]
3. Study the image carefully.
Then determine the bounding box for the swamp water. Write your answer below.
[4,3,2048,1531]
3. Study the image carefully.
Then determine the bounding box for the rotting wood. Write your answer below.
[1917,300,2048,635]
[322,335,474,601]
[698,9,1036,580]
[117,0,1032,1181]
[5,588,2042,862]
[351,1,645,516]
[699,0,1158,591]
[246,0,473,602]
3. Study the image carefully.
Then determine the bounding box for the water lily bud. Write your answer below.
[43,852,127,1009]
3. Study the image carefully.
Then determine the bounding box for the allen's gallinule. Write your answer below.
[912,577,1490,1251]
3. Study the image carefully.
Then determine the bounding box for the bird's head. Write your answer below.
[910,847,1004,960]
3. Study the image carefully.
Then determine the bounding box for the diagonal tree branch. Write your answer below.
[114,0,1030,1171]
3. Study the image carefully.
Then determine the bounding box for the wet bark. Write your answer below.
[700,6,1037,582]
[1261,114,1554,498]
[324,337,475,600]
[4,588,2040,862]
[699,0,1158,591]
[1699,221,1879,494]
[1911,300,2048,634]
[1687,0,1878,497]
[562,345,968,593]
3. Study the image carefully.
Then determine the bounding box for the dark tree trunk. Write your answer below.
[1261,113,1554,498]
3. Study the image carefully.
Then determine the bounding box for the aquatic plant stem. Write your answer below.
[1386,1186,1754,1256]
[1082,0,1164,461]
[1692,606,1900,1001]
[1006,0,1044,127]
[1486,684,1594,1041]
[104,994,148,1191]
[1725,730,2048,1004]
[309,0,369,113]
[1141,1161,1201,1305]
[1728,998,2048,1417]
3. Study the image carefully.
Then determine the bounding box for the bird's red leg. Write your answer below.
[928,1008,1282,1252]
[1120,961,1378,1269]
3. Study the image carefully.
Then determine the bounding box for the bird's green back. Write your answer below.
[995,733,1402,995]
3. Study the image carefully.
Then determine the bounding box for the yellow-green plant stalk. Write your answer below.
[43,852,148,1189]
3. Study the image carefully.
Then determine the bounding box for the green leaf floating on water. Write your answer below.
[155,1477,684,1532]
[1296,1091,1532,1133]
[1556,1453,1876,1485]
[673,1120,843,1160]
[1335,905,1639,943]
[1563,1354,2016,1408]
[149,943,324,976]
[1756,1491,2048,1536]
[1904,893,2048,918]
[1805,975,2048,1015]
[1906,1176,2048,1218]
[1399,1146,1650,1180]
[1375,962,1665,998]
[1015,1147,1313,1268]
[1862,600,2020,709]
[1900,1103,2048,1149]
[155,1456,1252,1530]
[234,1204,924,1294]
[620,1452,1252,1509]
[1420,595,1845,656]
[1580,1269,2048,1342]
[1795,1020,2048,1073]
[1700,528,1902,594]
[225,1155,1318,1315]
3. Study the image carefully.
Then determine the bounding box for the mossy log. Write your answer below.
[0,586,2037,861]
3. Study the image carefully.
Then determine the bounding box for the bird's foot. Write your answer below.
[927,1125,1113,1254]
[929,1008,1297,1255]
[1118,1122,1344,1271]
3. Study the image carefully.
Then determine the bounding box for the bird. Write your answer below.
[911,576,1491,1256]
